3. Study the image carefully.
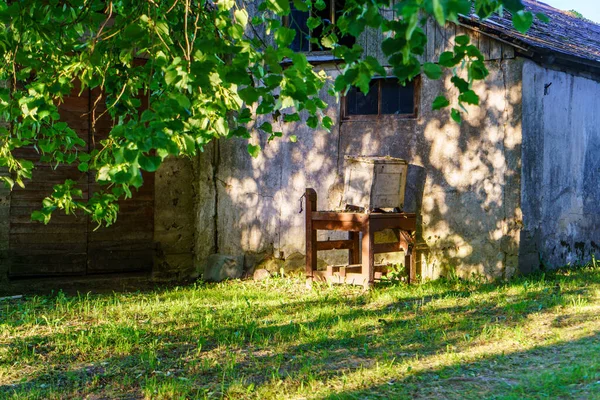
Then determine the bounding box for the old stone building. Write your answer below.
[193,0,600,280]
[1,0,599,290]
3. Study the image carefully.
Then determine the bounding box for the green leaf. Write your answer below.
[283,113,301,122]
[322,116,333,130]
[501,0,525,12]
[214,118,229,136]
[275,26,296,47]
[355,71,372,95]
[364,5,383,28]
[31,210,51,224]
[451,76,469,93]
[451,108,462,124]
[320,34,336,49]
[247,144,261,158]
[123,23,145,40]
[239,87,260,104]
[268,131,283,141]
[293,0,309,12]
[459,90,480,105]
[438,51,459,67]
[455,35,470,46]
[289,135,298,143]
[170,93,191,110]
[423,62,443,80]
[307,17,321,30]
[138,154,162,172]
[259,122,273,133]
[266,0,290,15]
[513,10,533,33]
[432,0,445,26]
[536,12,550,23]
[469,60,489,80]
[307,116,318,129]
[234,9,249,28]
[218,0,235,10]
[238,108,253,123]
[432,95,450,110]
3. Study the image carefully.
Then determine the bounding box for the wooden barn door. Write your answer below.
[7,85,155,278]
[85,88,155,274]
[7,86,90,277]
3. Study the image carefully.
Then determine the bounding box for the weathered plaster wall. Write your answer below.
[521,60,600,270]
[195,49,525,280]
[152,157,197,279]
[340,58,524,279]
[194,142,217,271]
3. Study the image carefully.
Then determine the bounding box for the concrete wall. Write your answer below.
[194,33,525,280]
[520,60,600,270]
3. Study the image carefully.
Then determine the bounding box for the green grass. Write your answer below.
[1,266,600,399]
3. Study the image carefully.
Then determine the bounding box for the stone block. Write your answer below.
[203,254,244,282]
[253,268,271,281]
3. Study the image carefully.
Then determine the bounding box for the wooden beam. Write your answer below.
[316,239,355,251]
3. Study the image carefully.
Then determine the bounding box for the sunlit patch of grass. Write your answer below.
[1,266,600,399]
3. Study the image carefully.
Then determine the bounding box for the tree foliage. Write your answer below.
[0,0,540,226]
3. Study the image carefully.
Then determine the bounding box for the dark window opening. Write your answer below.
[343,77,419,119]
[288,0,355,52]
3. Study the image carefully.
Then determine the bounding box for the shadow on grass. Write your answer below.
[320,332,600,399]
[1,268,599,398]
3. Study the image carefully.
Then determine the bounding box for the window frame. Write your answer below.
[341,76,421,121]
[283,0,352,54]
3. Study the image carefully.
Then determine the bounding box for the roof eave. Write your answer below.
[457,15,600,75]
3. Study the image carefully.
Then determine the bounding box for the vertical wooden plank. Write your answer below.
[443,23,456,54]
[470,28,480,53]
[404,243,416,284]
[305,188,317,288]
[502,43,515,59]
[490,38,503,60]
[479,33,491,60]
[455,24,470,44]
[433,23,445,61]
[361,219,374,289]
[348,231,360,264]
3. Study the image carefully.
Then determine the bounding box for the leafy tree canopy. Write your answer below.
[0,0,540,226]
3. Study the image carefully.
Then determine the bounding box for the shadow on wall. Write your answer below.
[198,58,525,280]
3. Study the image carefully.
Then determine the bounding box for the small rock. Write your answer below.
[253,269,271,281]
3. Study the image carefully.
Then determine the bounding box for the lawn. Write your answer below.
[1,266,600,399]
